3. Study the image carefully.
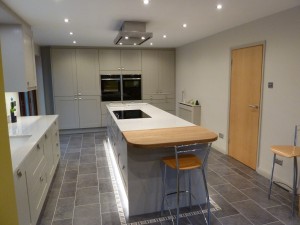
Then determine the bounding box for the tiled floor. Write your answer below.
[38,131,300,225]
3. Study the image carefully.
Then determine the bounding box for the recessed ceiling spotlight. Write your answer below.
[64,18,69,23]
[143,0,150,5]
[119,43,123,45]
[134,43,137,46]
[183,24,187,28]
[125,36,129,40]
[163,35,167,38]
[69,32,73,35]
[141,36,145,40]
[150,43,153,46]
[73,40,76,44]
[217,4,223,10]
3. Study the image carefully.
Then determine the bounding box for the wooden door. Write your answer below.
[229,45,263,170]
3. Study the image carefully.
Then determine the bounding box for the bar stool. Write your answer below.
[161,143,212,225]
[268,125,300,216]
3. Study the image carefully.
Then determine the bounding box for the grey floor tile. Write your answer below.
[100,192,116,204]
[223,174,256,190]
[218,214,252,225]
[82,142,95,148]
[207,171,228,186]
[38,218,52,225]
[213,183,248,203]
[53,197,75,220]
[97,157,108,168]
[95,144,105,151]
[232,200,278,225]
[81,147,96,155]
[80,154,96,164]
[102,212,121,225]
[95,139,103,144]
[208,185,218,196]
[96,150,106,158]
[66,147,81,153]
[79,163,97,175]
[230,168,252,179]
[63,170,78,183]
[75,186,100,206]
[97,166,110,179]
[267,205,300,225]
[188,213,221,225]
[241,187,282,208]
[210,195,239,218]
[66,160,79,171]
[39,200,57,220]
[209,164,237,176]
[265,222,286,225]
[77,173,98,188]
[73,204,101,225]
[52,219,73,225]
[99,179,114,193]
[101,201,118,213]
[64,152,80,160]
[59,182,76,198]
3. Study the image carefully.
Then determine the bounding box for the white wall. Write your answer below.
[176,6,300,187]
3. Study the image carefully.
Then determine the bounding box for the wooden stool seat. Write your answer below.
[162,154,202,170]
[271,145,300,158]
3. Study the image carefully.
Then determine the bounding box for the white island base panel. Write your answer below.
[106,135,209,217]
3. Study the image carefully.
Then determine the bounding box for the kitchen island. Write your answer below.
[105,103,217,218]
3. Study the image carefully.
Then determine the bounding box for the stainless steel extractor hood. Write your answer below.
[114,21,153,46]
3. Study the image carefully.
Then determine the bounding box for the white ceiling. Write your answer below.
[2,0,300,48]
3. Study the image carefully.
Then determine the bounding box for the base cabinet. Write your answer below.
[13,118,60,225]
[178,102,201,125]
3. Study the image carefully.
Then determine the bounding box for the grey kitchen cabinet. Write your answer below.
[142,50,175,113]
[51,48,101,129]
[178,102,201,125]
[0,25,37,91]
[99,49,141,71]
[13,119,60,225]
[54,96,101,129]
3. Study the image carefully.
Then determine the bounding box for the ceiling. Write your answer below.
[1,0,300,48]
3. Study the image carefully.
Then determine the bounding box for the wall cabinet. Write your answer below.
[0,25,37,91]
[13,119,60,225]
[99,49,141,71]
[51,48,101,129]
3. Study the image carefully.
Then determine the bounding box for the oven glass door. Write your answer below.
[122,75,142,101]
[101,75,121,101]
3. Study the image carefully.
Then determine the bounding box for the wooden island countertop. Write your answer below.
[122,125,218,148]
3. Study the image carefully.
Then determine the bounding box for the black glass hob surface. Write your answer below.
[113,110,151,119]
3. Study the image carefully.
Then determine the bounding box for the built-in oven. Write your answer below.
[100,75,121,101]
[122,74,142,101]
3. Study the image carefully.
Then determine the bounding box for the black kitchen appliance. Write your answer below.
[113,109,150,119]
[100,75,121,101]
[122,74,142,100]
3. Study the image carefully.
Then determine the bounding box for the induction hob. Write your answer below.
[113,110,151,119]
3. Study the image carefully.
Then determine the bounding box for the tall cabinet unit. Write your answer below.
[142,50,175,114]
[51,48,101,129]
[0,25,37,91]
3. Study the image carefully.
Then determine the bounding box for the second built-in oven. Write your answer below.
[100,75,121,101]
[122,74,142,101]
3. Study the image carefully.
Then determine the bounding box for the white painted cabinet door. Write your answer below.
[99,49,121,71]
[14,165,31,225]
[141,50,159,95]
[158,50,175,95]
[54,96,79,129]
[51,49,77,97]
[76,49,100,96]
[44,130,55,181]
[23,33,37,89]
[121,50,141,71]
[78,96,101,128]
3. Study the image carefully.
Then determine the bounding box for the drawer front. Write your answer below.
[26,142,46,185]
[28,163,48,225]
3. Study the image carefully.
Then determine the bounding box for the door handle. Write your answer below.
[248,104,259,109]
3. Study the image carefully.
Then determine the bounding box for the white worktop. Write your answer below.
[107,103,194,132]
[8,115,58,171]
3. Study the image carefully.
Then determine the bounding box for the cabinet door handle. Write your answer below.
[56,143,59,147]
[55,132,58,136]
[17,169,22,177]
[74,98,77,100]
[122,67,125,70]
[79,98,82,100]
[78,92,82,95]
[118,67,121,70]
[122,165,125,170]
[37,144,40,150]
[45,134,47,139]
[57,153,60,157]
[40,176,44,182]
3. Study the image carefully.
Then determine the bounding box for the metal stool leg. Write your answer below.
[189,170,192,209]
[292,156,298,216]
[202,168,210,225]
[161,163,167,215]
[268,154,276,199]
[176,167,180,225]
